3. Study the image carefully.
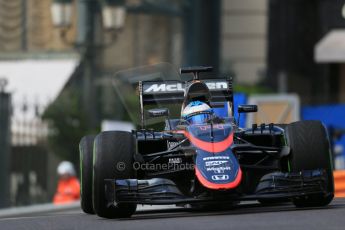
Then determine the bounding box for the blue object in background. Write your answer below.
[211,93,247,127]
[302,104,345,129]
[212,102,229,118]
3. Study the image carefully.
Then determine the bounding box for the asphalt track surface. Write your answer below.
[1,199,345,230]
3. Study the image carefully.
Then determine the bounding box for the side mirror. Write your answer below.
[147,108,169,118]
[238,105,258,113]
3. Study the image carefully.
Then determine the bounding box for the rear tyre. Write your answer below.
[79,135,95,214]
[93,131,137,218]
[286,120,334,207]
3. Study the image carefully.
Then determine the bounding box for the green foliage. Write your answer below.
[42,87,97,168]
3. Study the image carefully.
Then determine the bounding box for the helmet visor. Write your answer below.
[186,113,212,124]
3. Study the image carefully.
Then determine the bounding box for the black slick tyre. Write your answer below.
[286,120,334,207]
[93,131,137,218]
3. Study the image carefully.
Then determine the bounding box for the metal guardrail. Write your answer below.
[0,202,179,219]
[0,201,80,218]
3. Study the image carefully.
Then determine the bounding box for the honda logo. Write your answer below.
[211,174,229,181]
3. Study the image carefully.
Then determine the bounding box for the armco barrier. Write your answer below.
[0,201,80,218]
[334,170,345,197]
[0,202,178,219]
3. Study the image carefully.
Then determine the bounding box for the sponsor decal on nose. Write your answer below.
[211,174,229,181]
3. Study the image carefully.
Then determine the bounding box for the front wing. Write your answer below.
[105,169,330,207]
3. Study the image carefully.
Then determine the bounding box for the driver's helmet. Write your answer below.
[182,101,213,124]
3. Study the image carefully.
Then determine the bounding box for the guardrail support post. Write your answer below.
[0,90,11,207]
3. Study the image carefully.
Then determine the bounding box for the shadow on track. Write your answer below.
[96,200,344,222]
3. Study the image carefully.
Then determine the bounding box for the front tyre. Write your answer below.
[286,120,334,207]
[93,131,137,218]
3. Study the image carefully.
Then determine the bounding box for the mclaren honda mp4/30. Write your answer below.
[79,65,334,218]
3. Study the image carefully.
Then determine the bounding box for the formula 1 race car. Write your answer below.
[79,64,334,218]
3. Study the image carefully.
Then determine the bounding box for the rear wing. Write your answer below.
[140,79,233,104]
[138,78,234,127]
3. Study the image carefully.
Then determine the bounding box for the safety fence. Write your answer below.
[6,99,60,207]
